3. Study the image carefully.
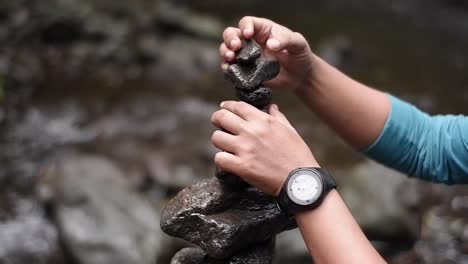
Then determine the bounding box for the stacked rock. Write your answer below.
[161,40,295,264]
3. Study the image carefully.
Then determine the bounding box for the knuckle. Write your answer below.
[292,31,305,40]
[240,143,253,154]
[235,101,248,113]
[254,125,268,137]
[230,101,241,113]
[210,111,219,123]
[223,27,236,37]
[238,101,249,108]
[244,160,256,174]
[211,110,226,124]
[240,16,251,23]
[217,109,228,119]
[264,114,274,124]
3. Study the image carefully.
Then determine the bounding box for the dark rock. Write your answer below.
[161,178,296,259]
[224,58,280,91]
[228,239,275,264]
[171,240,275,264]
[41,19,83,46]
[236,39,261,64]
[235,86,272,108]
[215,167,249,189]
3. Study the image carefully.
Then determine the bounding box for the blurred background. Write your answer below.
[1,0,468,263]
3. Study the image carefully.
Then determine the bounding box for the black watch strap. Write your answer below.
[316,168,337,193]
[277,167,336,215]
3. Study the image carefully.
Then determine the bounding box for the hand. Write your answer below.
[211,101,319,196]
[219,16,316,93]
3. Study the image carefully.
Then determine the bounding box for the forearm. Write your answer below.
[296,55,391,150]
[295,190,386,264]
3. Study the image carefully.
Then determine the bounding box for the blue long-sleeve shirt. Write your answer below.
[362,95,468,184]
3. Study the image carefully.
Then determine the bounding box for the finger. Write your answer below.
[238,16,272,45]
[211,109,245,135]
[222,27,242,51]
[219,43,235,62]
[214,151,242,174]
[220,100,266,121]
[268,104,293,127]
[266,32,308,54]
[211,130,239,154]
[221,62,229,72]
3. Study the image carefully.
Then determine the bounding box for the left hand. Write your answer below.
[211,101,319,196]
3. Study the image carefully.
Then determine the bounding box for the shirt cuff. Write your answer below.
[360,94,417,166]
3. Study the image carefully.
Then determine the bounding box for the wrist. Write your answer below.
[274,158,321,197]
[294,53,324,97]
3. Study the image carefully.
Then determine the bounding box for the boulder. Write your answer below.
[0,200,63,264]
[340,160,423,241]
[171,239,274,264]
[41,154,161,264]
[161,178,296,259]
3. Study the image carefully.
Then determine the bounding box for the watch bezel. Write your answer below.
[286,168,324,206]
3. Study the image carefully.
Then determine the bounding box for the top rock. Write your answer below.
[235,39,262,64]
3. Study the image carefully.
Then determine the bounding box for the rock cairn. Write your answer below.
[161,40,296,264]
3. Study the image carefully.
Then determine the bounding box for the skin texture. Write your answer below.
[213,16,389,263]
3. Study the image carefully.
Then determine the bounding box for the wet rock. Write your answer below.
[0,199,63,264]
[316,35,355,70]
[41,19,83,46]
[156,1,223,40]
[228,239,275,264]
[215,167,249,189]
[236,39,261,64]
[171,239,274,264]
[161,178,296,259]
[224,58,280,91]
[275,229,310,264]
[340,160,423,241]
[236,86,272,108]
[412,205,468,263]
[153,35,219,80]
[41,154,161,264]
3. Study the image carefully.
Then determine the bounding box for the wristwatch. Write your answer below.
[277,167,337,214]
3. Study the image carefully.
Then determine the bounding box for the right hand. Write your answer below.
[220,16,315,93]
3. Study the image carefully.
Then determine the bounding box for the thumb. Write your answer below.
[268,104,293,127]
[266,32,308,55]
[238,16,273,45]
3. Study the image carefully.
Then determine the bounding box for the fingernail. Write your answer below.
[220,101,225,107]
[273,104,279,110]
[267,39,281,50]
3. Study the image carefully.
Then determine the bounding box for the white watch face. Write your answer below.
[287,170,323,206]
